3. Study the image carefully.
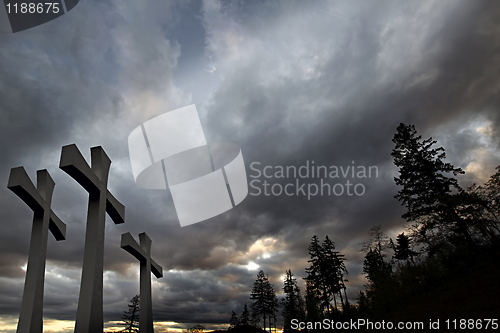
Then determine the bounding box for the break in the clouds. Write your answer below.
[0,0,499,331]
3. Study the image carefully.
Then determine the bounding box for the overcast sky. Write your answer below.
[1,0,500,332]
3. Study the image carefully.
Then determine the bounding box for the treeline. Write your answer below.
[229,235,351,333]
[229,123,500,331]
[358,123,500,319]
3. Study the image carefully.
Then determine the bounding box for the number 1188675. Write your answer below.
[445,319,498,330]
[6,3,60,14]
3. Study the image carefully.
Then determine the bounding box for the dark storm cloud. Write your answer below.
[0,0,499,329]
[198,0,500,237]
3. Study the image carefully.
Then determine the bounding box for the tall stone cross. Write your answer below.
[59,144,125,333]
[7,167,66,333]
[121,232,163,333]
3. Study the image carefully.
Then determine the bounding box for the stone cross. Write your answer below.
[8,167,66,333]
[59,144,125,333]
[121,232,163,333]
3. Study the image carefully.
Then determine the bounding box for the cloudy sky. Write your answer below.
[1,0,500,332]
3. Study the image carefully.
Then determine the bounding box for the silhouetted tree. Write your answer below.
[361,226,396,317]
[464,166,500,244]
[282,270,305,331]
[240,303,250,326]
[304,236,325,318]
[322,236,349,314]
[391,123,470,252]
[392,123,464,219]
[361,224,392,283]
[304,235,349,318]
[266,279,279,333]
[356,291,370,318]
[304,277,322,322]
[188,324,205,333]
[230,311,239,328]
[120,295,139,333]
[363,248,391,285]
[250,270,278,333]
[392,232,418,265]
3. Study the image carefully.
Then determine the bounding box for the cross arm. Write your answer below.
[49,211,66,241]
[121,232,146,262]
[121,233,163,278]
[8,167,66,241]
[106,190,125,225]
[59,144,100,195]
[8,167,44,214]
[151,258,163,278]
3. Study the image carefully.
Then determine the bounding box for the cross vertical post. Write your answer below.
[8,167,66,333]
[59,144,125,333]
[121,232,163,333]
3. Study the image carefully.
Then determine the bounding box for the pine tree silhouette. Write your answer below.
[120,295,139,333]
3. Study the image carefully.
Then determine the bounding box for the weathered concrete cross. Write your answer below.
[59,144,125,333]
[8,167,66,333]
[121,232,163,333]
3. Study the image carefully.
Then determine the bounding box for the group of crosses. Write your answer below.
[8,144,163,333]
